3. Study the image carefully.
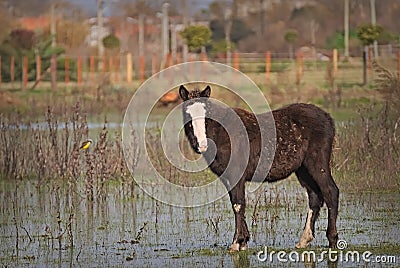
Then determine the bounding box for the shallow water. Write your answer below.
[0,178,399,267]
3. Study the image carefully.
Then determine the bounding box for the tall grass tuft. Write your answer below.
[0,103,131,188]
[333,62,400,191]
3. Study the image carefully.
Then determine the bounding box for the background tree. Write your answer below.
[180,25,211,52]
[102,34,120,55]
[56,19,89,49]
[284,29,298,60]
[0,30,64,82]
[209,19,252,44]
[357,23,383,85]
[0,7,16,43]
[210,39,236,58]
[356,24,383,47]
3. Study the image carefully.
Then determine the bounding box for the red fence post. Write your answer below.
[23,56,28,88]
[126,53,132,84]
[166,53,173,68]
[36,55,41,83]
[200,51,207,61]
[233,52,239,70]
[265,51,271,85]
[296,51,303,85]
[176,52,182,64]
[77,56,82,86]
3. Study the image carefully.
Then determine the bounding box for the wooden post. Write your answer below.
[398,51,400,80]
[90,55,95,83]
[23,56,28,88]
[176,52,182,64]
[65,56,69,84]
[265,51,271,85]
[77,56,82,86]
[108,56,113,83]
[166,53,173,68]
[36,55,41,82]
[114,55,119,82]
[189,54,194,77]
[368,46,373,78]
[333,48,338,79]
[51,55,57,91]
[102,54,107,74]
[362,46,368,85]
[200,51,207,61]
[152,53,157,76]
[296,51,303,85]
[0,56,2,88]
[10,56,15,86]
[126,53,132,84]
[139,55,145,82]
[233,52,239,70]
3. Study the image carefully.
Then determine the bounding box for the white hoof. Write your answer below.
[229,242,240,252]
[296,209,314,248]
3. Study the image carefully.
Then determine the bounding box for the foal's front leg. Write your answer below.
[228,179,249,252]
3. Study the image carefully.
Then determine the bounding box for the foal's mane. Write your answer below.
[187,88,202,99]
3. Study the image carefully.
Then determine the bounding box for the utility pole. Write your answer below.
[97,0,104,57]
[370,0,378,58]
[259,0,265,37]
[344,0,349,59]
[171,22,177,61]
[50,3,56,47]
[224,7,232,66]
[139,14,144,58]
[182,0,188,62]
[161,2,170,63]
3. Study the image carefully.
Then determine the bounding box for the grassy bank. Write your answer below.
[0,72,399,193]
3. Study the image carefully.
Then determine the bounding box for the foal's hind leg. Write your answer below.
[304,154,339,248]
[295,166,324,248]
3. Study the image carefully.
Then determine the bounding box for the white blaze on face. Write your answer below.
[186,102,208,152]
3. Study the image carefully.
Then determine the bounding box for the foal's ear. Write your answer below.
[179,85,189,101]
[200,85,211,98]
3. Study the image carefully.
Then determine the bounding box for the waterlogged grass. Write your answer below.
[0,178,398,267]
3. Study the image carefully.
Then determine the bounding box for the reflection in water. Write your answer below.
[0,178,399,267]
[232,252,250,268]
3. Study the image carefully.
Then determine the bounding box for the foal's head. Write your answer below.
[179,85,211,154]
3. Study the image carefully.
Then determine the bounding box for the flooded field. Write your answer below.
[0,177,398,267]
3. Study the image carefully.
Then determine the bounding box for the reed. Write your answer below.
[0,103,130,186]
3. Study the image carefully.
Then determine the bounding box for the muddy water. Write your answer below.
[0,178,399,267]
